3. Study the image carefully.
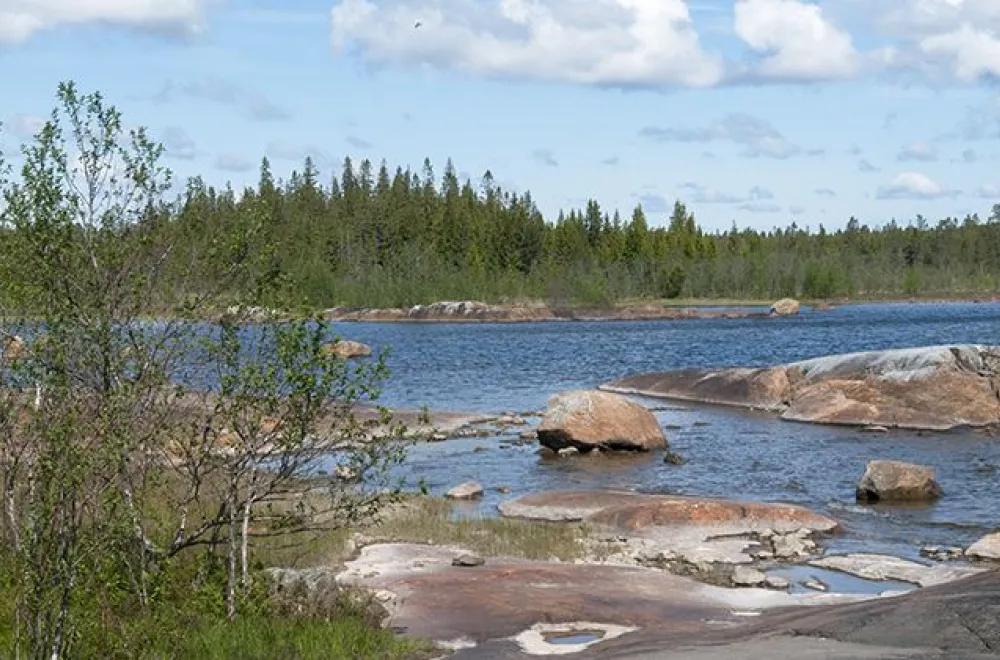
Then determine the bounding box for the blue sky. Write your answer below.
[2,0,1000,231]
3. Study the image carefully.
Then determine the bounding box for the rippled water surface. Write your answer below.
[333,302,1000,559]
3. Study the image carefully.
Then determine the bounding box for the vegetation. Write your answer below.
[39,152,997,311]
[0,82,414,658]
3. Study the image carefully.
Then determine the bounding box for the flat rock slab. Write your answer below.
[498,490,839,534]
[810,553,986,588]
[602,344,1000,431]
[337,543,863,652]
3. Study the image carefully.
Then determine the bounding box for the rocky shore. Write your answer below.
[321,299,802,324]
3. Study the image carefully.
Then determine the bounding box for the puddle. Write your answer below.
[767,565,916,596]
[542,630,605,645]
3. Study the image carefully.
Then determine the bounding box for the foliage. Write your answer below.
[0,81,410,658]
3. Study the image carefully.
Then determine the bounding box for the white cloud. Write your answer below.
[920,25,1000,82]
[161,126,197,160]
[329,0,724,87]
[678,181,775,204]
[214,153,255,173]
[876,172,956,200]
[4,113,45,139]
[897,141,938,162]
[640,113,802,159]
[734,0,861,80]
[0,0,206,44]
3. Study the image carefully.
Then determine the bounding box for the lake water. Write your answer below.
[333,302,1000,561]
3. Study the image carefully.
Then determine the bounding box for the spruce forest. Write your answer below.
[9,147,1000,311]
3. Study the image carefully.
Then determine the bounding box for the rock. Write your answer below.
[429,432,448,442]
[333,465,358,481]
[920,545,965,561]
[732,566,767,587]
[322,339,373,359]
[966,532,1000,560]
[496,485,512,494]
[856,460,942,503]
[557,447,580,457]
[803,579,828,592]
[2,335,27,362]
[663,451,686,465]
[771,533,816,559]
[765,575,790,590]
[452,554,486,567]
[861,425,889,433]
[770,298,801,316]
[446,481,484,500]
[537,390,667,453]
[603,344,1000,431]
[519,430,538,441]
[809,553,984,587]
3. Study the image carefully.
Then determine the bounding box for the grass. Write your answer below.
[366,496,592,561]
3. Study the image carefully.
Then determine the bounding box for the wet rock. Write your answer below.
[429,432,448,442]
[861,425,889,433]
[856,460,942,504]
[803,578,828,592]
[537,390,668,453]
[770,298,801,316]
[518,430,538,441]
[663,451,686,465]
[603,344,1000,431]
[809,553,984,587]
[765,575,790,590]
[966,532,1000,560]
[732,566,766,587]
[496,485,512,494]
[321,339,373,359]
[771,532,817,559]
[446,481,484,500]
[920,545,965,561]
[452,554,486,567]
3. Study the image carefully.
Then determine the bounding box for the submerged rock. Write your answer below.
[537,390,667,453]
[732,566,767,587]
[322,339,373,359]
[602,344,1000,431]
[855,460,942,504]
[809,553,983,587]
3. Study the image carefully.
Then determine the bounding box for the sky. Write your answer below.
[2,1,1000,231]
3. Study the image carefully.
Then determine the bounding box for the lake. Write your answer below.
[333,301,1000,561]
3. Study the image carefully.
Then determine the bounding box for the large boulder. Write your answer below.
[537,390,667,453]
[322,339,373,359]
[770,298,800,316]
[2,335,27,362]
[856,460,942,504]
[602,344,1000,431]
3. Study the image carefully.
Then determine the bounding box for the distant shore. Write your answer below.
[318,295,1000,325]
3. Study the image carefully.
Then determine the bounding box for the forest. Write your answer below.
[150,155,1000,310]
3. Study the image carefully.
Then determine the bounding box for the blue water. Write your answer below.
[330,302,1000,561]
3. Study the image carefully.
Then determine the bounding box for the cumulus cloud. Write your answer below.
[640,113,802,159]
[876,172,956,200]
[738,201,782,213]
[678,181,775,204]
[637,193,670,213]
[329,0,724,87]
[897,141,938,162]
[266,141,333,168]
[858,159,880,173]
[974,183,1000,199]
[0,0,206,44]
[733,0,861,81]
[155,78,291,122]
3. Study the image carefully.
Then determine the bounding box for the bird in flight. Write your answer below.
[414,21,422,28]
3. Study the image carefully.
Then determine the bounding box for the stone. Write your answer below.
[519,430,538,441]
[732,566,767,587]
[496,485,512,494]
[537,390,667,453]
[765,576,790,590]
[856,460,942,504]
[809,553,984,587]
[770,298,801,316]
[663,451,686,465]
[920,545,965,561]
[2,335,27,362]
[446,481,484,500]
[602,345,1000,431]
[321,339,373,359]
[452,554,486,567]
[772,533,815,559]
[803,579,828,592]
[966,532,1000,560]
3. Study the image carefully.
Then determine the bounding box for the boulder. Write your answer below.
[537,390,667,453]
[966,532,1000,560]
[322,339,373,359]
[855,460,942,504]
[770,298,801,316]
[602,344,1000,431]
[446,481,484,500]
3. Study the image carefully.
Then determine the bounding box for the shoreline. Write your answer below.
[319,295,1000,325]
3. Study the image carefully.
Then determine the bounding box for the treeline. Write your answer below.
[154,155,1000,309]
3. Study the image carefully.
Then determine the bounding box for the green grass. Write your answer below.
[368,496,591,561]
